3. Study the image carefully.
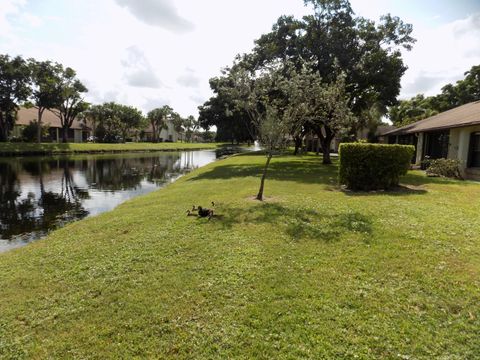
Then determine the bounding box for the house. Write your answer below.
[141,118,181,142]
[384,100,480,178]
[12,107,90,143]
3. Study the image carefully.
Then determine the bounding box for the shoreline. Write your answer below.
[0,142,222,157]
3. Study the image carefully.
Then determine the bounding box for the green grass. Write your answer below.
[0,153,479,358]
[0,142,222,156]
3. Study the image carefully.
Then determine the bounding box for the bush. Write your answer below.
[424,158,463,179]
[339,143,415,190]
[22,121,49,142]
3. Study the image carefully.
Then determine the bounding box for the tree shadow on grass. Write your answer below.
[207,202,373,242]
[341,184,428,197]
[189,156,339,185]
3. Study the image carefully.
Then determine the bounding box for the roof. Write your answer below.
[15,107,88,130]
[385,100,480,136]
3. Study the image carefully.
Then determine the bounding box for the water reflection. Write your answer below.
[0,149,233,252]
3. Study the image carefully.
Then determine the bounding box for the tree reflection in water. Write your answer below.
[0,151,217,251]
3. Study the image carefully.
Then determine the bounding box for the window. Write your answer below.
[468,132,480,168]
[424,130,449,160]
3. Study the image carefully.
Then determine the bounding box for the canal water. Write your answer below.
[0,148,245,252]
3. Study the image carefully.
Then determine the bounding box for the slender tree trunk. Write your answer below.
[37,108,44,143]
[0,112,7,142]
[256,153,272,201]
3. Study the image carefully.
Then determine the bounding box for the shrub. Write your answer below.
[424,158,463,179]
[339,143,415,190]
[22,121,49,142]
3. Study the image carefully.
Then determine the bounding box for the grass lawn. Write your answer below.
[0,142,221,156]
[0,153,479,358]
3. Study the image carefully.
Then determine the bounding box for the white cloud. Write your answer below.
[177,68,200,88]
[400,12,480,98]
[114,0,194,33]
[121,46,162,88]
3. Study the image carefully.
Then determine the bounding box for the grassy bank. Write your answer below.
[1,153,479,358]
[0,142,221,156]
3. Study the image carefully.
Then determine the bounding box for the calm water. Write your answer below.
[0,148,244,252]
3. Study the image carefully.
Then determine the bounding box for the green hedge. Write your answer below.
[339,143,415,190]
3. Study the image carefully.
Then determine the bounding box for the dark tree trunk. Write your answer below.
[0,112,8,142]
[293,136,303,155]
[37,108,44,143]
[321,139,332,164]
[62,125,69,143]
[256,153,272,201]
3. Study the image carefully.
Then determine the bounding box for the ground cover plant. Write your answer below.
[0,153,479,358]
[0,142,221,156]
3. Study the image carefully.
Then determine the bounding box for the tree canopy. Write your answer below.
[389,64,480,127]
[0,55,31,141]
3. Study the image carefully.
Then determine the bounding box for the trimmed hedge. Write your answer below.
[339,143,415,190]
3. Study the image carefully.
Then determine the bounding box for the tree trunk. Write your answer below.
[321,139,332,164]
[37,108,44,143]
[62,125,69,143]
[0,112,7,142]
[256,153,272,201]
[293,136,302,155]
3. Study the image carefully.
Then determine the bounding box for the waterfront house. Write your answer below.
[13,107,90,143]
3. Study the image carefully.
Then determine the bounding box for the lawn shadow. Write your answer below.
[206,202,373,242]
[188,155,338,186]
[341,184,428,197]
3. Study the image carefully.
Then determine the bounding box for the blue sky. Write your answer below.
[1,0,479,117]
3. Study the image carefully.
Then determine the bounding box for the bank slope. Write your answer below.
[0,153,479,358]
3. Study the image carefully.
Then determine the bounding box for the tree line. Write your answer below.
[199,0,415,164]
[0,55,201,143]
[388,64,480,127]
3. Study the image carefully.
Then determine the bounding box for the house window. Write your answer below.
[423,130,449,160]
[468,132,480,168]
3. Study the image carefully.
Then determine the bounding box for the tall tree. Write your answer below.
[0,55,31,141]
[184,115,199,142]
[52,67,89,143]
[147,106,173,142]
[29,60,63,143]
[117,105,145,142]
[248,0,415,162]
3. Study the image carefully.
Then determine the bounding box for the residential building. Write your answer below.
[385,100,480,178]
[12,107,90,143]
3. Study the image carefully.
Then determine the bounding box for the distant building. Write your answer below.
[141,119,182,142]
[385,100,480,178]
[12,107,90,143]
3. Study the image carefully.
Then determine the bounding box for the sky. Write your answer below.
[1,0,480,118]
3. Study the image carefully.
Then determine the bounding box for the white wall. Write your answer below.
[448,125,480,175]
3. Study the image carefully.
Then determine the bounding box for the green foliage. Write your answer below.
[0,54,31,141]
[253,0,415,116]
[51,67,89,142]
[89,102,145,143]
[147,106,175,143]
[339,143,414,190]
[21,121,49,142]
[424,158,463,179]
[389,64,480,126]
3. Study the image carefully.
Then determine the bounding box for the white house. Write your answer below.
[385,100,480,179]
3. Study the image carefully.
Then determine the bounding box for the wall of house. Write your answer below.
[159,121,178,142]
[448,125,480,174]
[74,129,83,143]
